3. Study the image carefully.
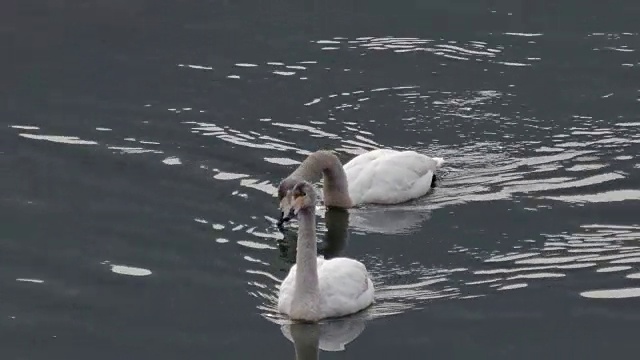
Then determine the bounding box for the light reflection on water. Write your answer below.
[11,82,640,311]
[280,317,367,354]
[242,220,640,325]
[314,35,510,63]
[8,29,640,339]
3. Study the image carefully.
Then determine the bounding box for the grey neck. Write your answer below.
[288,151,353,208]
[294,207,320,299]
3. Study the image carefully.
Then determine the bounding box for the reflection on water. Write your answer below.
[10,24,640,314]
[314,35,518,65]
[251,208,465,322]
[247,217,640,323]
[348,206,432,235]
[18,133,98,145]
[275,208,350,264]
[281,315,367,357]
[466,224,640,298]
[6,4,640,354]
[11,25,638,216]
[581,288,640,299]
[104,262,153,277]
[16,278,45,284]
[11,28,635,317]
[318,208,350,259]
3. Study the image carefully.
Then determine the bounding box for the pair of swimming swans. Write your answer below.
[276,149,444,323]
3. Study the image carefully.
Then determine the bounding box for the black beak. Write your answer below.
[277,211,286,226]
[276,209,296,228]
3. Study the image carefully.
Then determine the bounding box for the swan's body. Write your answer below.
[277,149,444,225]
[278,256,375,321]
[277,181,374,322]
[343,149,444,205]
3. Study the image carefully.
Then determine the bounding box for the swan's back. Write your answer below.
[342,149,398,168]
[343,150,443,205]
[317,257,374,319]
[278,257,374,320]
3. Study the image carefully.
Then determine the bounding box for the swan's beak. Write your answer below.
[277,211,288,226]
[277,196,305,227]
[277,197,294,227]
[277,208,296,228]
[285,208,296,220]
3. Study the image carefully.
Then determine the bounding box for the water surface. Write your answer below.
[2,0,640,359]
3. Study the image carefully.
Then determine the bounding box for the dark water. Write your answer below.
[3,0,640,358]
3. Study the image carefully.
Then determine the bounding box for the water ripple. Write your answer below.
[39,29,635,325]
[251,253,466,323]
[18,133,98,145]
[580,288,640,299]
[152,31,639,225]
[462,224,640,295]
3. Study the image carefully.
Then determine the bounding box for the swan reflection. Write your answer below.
[277,208,350,264]
[280,314,368,358]
[278,201,431,245]
[319,207,350,259]
[348,205,432,235]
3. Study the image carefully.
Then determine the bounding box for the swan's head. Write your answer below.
[290,181,317,216]
[277,180,317,226]
[277,177,298,227]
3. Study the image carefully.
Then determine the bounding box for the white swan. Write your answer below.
[277,149,444,225]
[277,181,375,322]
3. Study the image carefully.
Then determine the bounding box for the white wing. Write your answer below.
[317,257,374,319]
[278,256,374,319]
[343,150,443,205]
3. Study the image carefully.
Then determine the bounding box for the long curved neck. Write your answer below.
[289,151,353,208]
[294,207,320,301]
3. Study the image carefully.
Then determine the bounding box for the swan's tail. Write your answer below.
[433,157,445,168]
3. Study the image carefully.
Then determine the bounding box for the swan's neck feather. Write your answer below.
[292,207,321,320]
[290,151,353,208]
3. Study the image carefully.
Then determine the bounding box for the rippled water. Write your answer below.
[3,0,640,358]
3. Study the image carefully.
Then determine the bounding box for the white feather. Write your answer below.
[278,256,374,320]
[343,149,444,205]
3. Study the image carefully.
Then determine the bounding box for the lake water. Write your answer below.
[2,0,640,358]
